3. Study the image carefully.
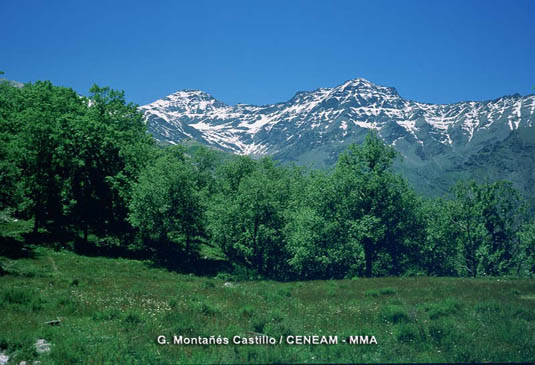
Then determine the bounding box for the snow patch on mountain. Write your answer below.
[140,78,535,158]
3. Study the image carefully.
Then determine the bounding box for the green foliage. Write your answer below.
[285,170,351,278]
[207,157,294,279]
[129,146,203,258]
[285,132,422,278]
[0,80,153,249]
[395,323,422,343]
[517,222,535,276]
[62,85,153,240]
[365,287,396,297]
[450,180,530,276]
[2,81,88,233]
[428,319,455,345]
[2,74,535,363]
[416,180,535,277]
[425,299,462,320]
[1,77,534,281]
[365,289,380,297]
[0,81,25,211]
[379,287,397,295]
[418,198,460,276]
[294,169,344,280]
[380,305,410,324]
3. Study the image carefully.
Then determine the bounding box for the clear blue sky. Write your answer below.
[2,0,534,106]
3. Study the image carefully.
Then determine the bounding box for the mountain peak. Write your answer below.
[141,78,534,158]
[342,77,374,86]
[338,77,399,97]
[142,89,228,113]
[141,78,535,196]
[167,89,217,100]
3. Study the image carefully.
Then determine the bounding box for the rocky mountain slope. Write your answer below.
[140,78,535,196]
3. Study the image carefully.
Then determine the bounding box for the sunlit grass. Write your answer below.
[1,246,534,363]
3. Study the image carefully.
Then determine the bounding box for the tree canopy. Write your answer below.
[1,79,534,279]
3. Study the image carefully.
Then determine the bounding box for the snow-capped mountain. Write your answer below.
[140,78,535,195]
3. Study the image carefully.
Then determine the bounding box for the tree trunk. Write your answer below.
[83,222,88,244]
[185,234,190,253]
[364,240,373,277]
[33,212,39,235]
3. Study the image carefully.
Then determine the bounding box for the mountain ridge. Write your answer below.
[140,78,535,196]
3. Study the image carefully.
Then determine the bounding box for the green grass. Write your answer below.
[1,246,535,363]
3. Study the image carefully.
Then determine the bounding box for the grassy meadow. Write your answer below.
[1,225,535,364]
[3,58,535,365]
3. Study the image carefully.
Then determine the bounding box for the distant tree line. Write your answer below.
[1,79,534,279]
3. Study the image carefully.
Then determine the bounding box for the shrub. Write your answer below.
[215,272,233,282]
[168,298,178,309]
[240,305,256,318]
[366,287,397,297]
[365,289,379,297]
[428,320,455,345]
[379,287,397,295]
[252,316,268,333]
[396,323,421,343]
[426,299,462,320]
[277,288,292,298]
[200,281,215,289]
[123,311,143,326]
[193,301,220,316]
[380,305,410,324]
